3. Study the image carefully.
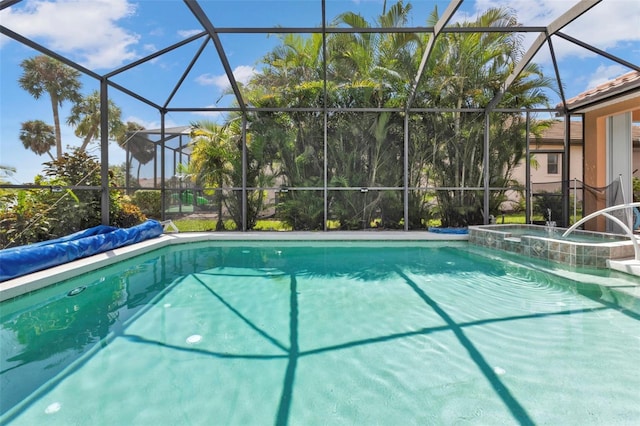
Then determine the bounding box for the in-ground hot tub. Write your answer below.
[469,224,635,269]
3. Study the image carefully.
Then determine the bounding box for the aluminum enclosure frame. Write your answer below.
[1,0,638,230]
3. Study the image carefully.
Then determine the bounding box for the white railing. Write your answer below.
[562,202,640,261]
[161,220,180,233]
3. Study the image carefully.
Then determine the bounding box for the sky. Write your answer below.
[1,0,639,184]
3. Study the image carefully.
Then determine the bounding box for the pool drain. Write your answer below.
[67,286,86,297]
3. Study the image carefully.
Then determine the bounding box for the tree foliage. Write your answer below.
[19,120,56,160]
[189,118,273,230]
[67,90,127,152]
[0,150,145,248]
[228,1,553,229]
[9,2,557,234]
[17,55,128,165]
[18,55,82,159]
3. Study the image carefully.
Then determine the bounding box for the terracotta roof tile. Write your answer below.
[564,70,640,108]
[532,120,640,144]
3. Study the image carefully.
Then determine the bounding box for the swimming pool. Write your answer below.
[1,240,639,425]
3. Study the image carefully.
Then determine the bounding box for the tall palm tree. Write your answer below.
[240,1,553,228]
[66,90,126,152]
[18,55,82,159]
[326,1,418,228]
[330,0,419,94]
[412,7,554,226]
[117,122,155,184]
[246,32,328,229]
[19,120,56,160]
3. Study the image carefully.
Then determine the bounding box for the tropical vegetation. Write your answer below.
[0,150,144,248]
[5,1,557,241]
[187,2,553,229]
[2,56,148,247]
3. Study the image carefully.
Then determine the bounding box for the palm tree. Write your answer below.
[66,90,126,152]
[238,1,554,228]
[189,120,235,231]
[117,122,155,185]
[247,34,327,229]
[19,120,56,160]
[326,2,418,228]
[0,165,16,183]
[412,7,554,226]
[18,55,82,159]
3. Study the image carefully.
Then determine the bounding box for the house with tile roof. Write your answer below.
[508,71,640,229]
[511,118,640,189]
[567,71,640,230]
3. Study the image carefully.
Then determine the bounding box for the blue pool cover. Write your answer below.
[428,227,468,234]
[0,220,163,282]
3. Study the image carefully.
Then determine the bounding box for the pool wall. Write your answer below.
[469,224,635,269]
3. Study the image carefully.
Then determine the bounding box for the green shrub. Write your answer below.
[533,191,575,225]
[533,191,562,220]
[110,194,147,228]
[132,190,162,219]
[0,190,51,248]
[1,150,148,247]
[633,177,640,202]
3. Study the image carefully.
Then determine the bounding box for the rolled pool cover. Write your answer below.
[428,227,468,234]
[0,219,163,282]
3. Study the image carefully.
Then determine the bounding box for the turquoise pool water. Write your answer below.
[1,241,639,425]
[490,226,627,243]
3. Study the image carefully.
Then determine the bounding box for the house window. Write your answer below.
[547,153,559,174]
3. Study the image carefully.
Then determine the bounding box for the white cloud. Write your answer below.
[0,0,140,70]
[472,0,568,25]
[233,65,257,85]
[564,1,640,47]
[195,65,256,90]
[471,0,640,62]
[195,73,228,89]
[123,116,180,131]
[149,28,164,37]
[191,110,225,120]
[178,29,202,39]
[584,63,629,91]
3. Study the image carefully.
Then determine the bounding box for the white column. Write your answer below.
[606,111,633,231]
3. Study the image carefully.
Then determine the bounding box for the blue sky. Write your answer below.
[1,0,639,183]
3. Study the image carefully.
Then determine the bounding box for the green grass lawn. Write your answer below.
[170,212,578,232]
[172,218,293,232]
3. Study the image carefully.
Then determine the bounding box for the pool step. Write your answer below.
[607,258,640,278]
[504,237,521,243]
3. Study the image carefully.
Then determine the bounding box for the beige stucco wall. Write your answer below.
[510,145,583,185]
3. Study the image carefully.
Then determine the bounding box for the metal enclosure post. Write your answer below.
[404,113,409,231]
[100,79,110,225]
[525,112,531,224]
[483,112,490,224]
[242,114,247,231]
[563,114,570,226]
[322,0,328,231]
[160,112,166,221]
